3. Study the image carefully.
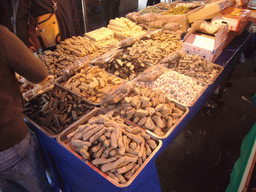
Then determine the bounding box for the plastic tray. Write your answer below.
[57,107,162,188]
[23,86,95,138]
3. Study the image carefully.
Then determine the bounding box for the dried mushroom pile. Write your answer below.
[124,30,182,66]
[63,66,124,104]
[166,54,223,84]
[67,110,158,184]
[140,70,207,106]
[38,36,107,78]
[104,85,185,137]
[23,87,92,134]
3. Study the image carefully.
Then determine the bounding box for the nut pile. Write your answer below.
[38,36,107,78]
[23,87,93,135]
[124,30,182,65]
[66,110,158,184]
[104,85,185,137]
[97,50,150,81]
[167,54,223,84]
[140,70,207,106]
[63,66,125,104]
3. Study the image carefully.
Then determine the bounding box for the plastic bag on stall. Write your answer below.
[133,64,166,83]
[136,13,156,24]
[126,12,141,23]
[62,56,90,80]
[89,49,123,66]
[159,50,185,68]
[199,21,222,34]
[101,81,135,105]
[163,22,182,31]
[22,75,55,101]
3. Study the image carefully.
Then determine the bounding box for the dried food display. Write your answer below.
[62,109,160,185]
[104,84,187,138]
[164,54,224,84]
[162,6,190,15]
[93,49,150,81]
[23,86,93,135]
[38,36,108,78]
[138,69,207,106]
[138,3,176,15]
[85,27,120,49]
[127,12,182,31]
[107,17,146,39]
[58,66,125,104]
[123,30,182,65]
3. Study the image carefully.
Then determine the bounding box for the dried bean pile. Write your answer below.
[140,70,207,106]
[23,87,93,135]
[63,66,125,104]
[167,54,223,84]
[105,85,185,137]
[67,110,158,184]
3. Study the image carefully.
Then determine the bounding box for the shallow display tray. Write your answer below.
[54,66,126,106]
[57,107,162,188]
[23,86,95,138]
[101,85,189,140]
[137,70,208,108]
[168,62,224,85]
[122,98,189,140]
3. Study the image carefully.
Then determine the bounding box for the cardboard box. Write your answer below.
[155,3,204,32]
[187,0,235,23]
[182,22,229,62]
[211,7,251,31]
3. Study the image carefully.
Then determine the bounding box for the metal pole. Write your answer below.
[81,0,87,33]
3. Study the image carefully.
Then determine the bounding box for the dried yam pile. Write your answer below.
[67,110,158,184]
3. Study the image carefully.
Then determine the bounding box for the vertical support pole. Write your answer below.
[81,0,87,33]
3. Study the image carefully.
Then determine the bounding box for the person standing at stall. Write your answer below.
[101,0,121,26]
[0,25,53,192]
[16,0,81,52]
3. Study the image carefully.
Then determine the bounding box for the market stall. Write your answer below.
[21,0,256,191]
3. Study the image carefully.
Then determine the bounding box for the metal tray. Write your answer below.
[101,87,189,140]
[23,86,95,138]
[168,62,224,85]
[138,70,208,108]
[55,66,126,106]
[122,98,189,140]
[57,107,162,188]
